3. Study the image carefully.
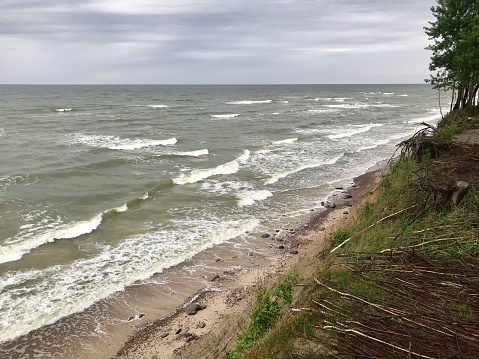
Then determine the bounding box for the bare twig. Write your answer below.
[321,325,435,359]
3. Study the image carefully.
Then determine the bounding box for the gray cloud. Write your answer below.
[0,0,436,84]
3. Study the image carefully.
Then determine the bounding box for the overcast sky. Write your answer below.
[0,0,436,84]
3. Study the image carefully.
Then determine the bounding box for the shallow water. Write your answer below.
[0,84,441,357]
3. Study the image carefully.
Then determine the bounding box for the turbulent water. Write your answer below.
[0,84,441,356]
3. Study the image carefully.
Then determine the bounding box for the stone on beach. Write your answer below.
[186,303,206,315]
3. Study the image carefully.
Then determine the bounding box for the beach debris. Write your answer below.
[290,249,299,255]
[215,257,222,262]
[161,332,169,338]
[261,233,270,238]
[197,321,206,329]
[344,194,353,199]
[248,251,254,256]
[175,328,182,334]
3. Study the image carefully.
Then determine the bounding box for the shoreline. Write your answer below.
[113,164,386,359]
[0,164,385,359]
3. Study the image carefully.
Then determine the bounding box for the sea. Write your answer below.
[0,84,442,358]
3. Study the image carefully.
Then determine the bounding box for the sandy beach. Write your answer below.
[111,165,385,359]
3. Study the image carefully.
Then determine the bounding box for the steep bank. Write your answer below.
[234,111,479,358]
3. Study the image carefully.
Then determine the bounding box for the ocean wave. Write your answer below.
[55,108,72,112]
[308,108,340,114]
[354,139,390,152]
[323,103,369,109]
[236,190,273,207]
[227,100,272,105]
[147,104,169,108]
[174,149,209,157]
[153,149,209,158]
[0,174,39,191]
[173,150,249,185]
[406,112,442,124]
[0,200,138,265]
[264,154,344,185]
[0,214,102,264]
[327,124,383,139]
[270,138,298,146]
[67,134,177,150]
[210,114,240,119]
[0,218,259,343]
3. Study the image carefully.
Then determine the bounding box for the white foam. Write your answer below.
[110,137,177,150]
[173,159,240,185]
[264,154,344,185]
[147,104,169,108]
[327,124,382,139]
[0,218,260,343]
[323,103,368,109]
[67,134,177,150]
[56,108,72,112]
[211,114,240,119]
[114,204,128,213]
[175,149,209,157]
[354,139,390,152]
[270,138,298,146]
[406,112,442,124]
[0,214,103,264]
[383,92,395,95]
[308,108,340,114]
[235,149,249,163]
[398,94,408,97]
[237,190,273,207]
[140,192,149,200]
[227,100,272,105]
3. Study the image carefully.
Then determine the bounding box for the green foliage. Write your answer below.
[425,0,479,109]
[225,272,299,359]
[333,228,351,247]
[437,119,464,139]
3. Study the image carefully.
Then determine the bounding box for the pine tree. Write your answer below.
[425,0,479,110]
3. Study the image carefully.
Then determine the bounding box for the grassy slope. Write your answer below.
[236,108,479,359]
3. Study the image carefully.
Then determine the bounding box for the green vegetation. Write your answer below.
[425,0,479,110]
[224,108,479,358]
[225,272,299,359]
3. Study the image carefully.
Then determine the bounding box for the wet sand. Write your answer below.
[112,164,386,359]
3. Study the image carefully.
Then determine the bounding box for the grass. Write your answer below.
[224,272,299,359]
[226,107,479,358]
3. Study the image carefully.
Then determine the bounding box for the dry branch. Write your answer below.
[321,325,436,359]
